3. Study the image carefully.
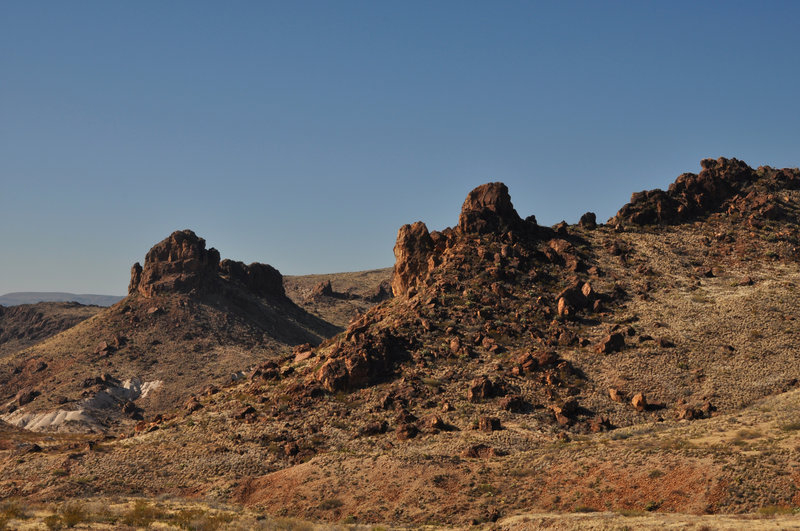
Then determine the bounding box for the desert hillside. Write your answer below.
[0,158,799,528]
[0,302,102,360]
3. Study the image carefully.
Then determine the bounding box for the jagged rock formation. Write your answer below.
[128,230,286,302]
[391,222,435,297]
[614,157,800,225]
[307,182,594,429]
[458,182,523,234]
[129,230,221,297]
[391,183,533,298]
[0,229,340,433]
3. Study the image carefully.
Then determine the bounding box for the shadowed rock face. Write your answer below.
[128,230,286,301]
[219,259,286,301]
[614,157,800,225]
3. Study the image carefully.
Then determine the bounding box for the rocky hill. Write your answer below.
[0,230,340,433]
[1,159,799,527]
[0,302,102,360]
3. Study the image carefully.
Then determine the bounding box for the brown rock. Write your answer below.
[631,393,647,412]
[184,398,203,413]
[311,280,334,298]
[608,388,625,403]
[596,332,625,354]
[461,444,504,459]
[498,394,528,412]
[550,400,578,426]
[235,405,257,420]
[219,259,286,300]
[579,212,597,229]
[15,388,38,407]
[468,376,494,402]
[427,415,446,431]
[612,157,783,226]
[396,423,419,440]
[477,416,501,432]
[133,230,221,298]
[588,415,611,433]
[391,222,434,297]
[458,182,522,235]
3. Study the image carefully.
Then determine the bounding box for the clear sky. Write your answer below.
[2,1,799,295]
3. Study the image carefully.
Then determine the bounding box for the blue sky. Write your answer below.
[2,1,799,295]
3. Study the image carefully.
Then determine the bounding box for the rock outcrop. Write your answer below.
[128,229,286,301]
[391,183,529,298]
[614,157,800,225]
[458,182,522,235]
[219,259,286,300]
[391,222,435,297]
[129,230,221,297]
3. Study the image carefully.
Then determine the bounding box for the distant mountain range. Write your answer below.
[0,292,124,307]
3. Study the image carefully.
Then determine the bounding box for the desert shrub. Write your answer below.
[122,500,166,527]
[174,508,234,530]
[644,500,661,511]
[43,514,62,530]
[318,498,343,510]
[60,503,86,528]
[758,505,795,515]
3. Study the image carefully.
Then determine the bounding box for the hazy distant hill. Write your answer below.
[0,292,124,307]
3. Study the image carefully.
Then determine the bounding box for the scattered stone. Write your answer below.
[426,415,446,431]
[596,333,625,354]
[360,421,389,436]
[499,394,528,413]
[311,280,334,298]
[396,423,419,440]
[550,400,578,426]
[468,376,494,402]
[15,388,38,407]
[461,444,505,459]
[608,388,625,403]
[477,416,501,432]
[631,393,648,412]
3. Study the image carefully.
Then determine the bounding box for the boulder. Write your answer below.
[477,416,501,432]
[579,212,597,229]
[468,376,494,402]
[310,280,334,298]
[458,182,522,235]
[596,332,625,354]
[631,393,648,412]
